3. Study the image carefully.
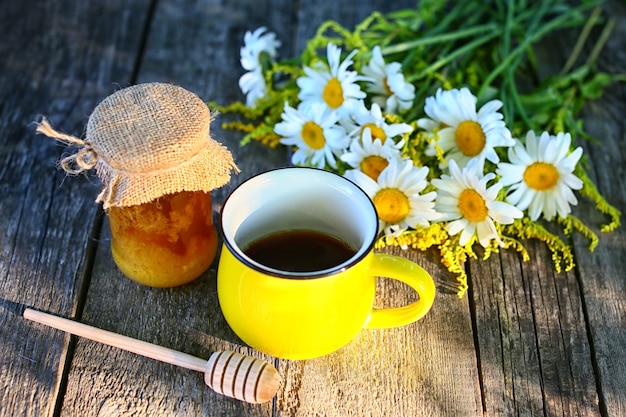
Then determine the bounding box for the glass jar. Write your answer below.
[108,190,218,287]
[37,83,238,287]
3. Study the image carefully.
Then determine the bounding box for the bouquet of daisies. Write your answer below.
[213,0,621,296]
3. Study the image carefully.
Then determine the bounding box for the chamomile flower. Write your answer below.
[297,43,367,117]
[432,160,523,247]
[419,88,514,172]
[239,68,266,107]
[238,27,281,106]
[341,127,404,181]
[341,101,412,144]
[239,27,281,72]
[274,102,348,169]
[361,46,416,114]
[496,131,583,221]
[346,159,440,239]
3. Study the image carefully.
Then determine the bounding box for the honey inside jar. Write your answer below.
[108,191,218,287]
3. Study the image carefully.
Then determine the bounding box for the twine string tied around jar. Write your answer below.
[36,117,99,175]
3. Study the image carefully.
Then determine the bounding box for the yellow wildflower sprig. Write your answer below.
[502,218,575,273]
[439,237,473,297]
[574,164,621,232]
[375,223,448,252]
[499,236,531,263]
[301,20,366,65]
[557,215,599,252]
[209,100,263,120]
[376,225,476,297]
[376,222,539,298]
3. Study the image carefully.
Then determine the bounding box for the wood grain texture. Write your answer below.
[470,243,601,417]
[468,2,626,416]
[555,2,626,415]
[58,0,293,415]
[1,0,624,416]
[573,2,626,413]
[0,1,149,416]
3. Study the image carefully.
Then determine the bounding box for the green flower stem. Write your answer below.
[477,2,597,99]
[380,22,499,56]
[561,6,603,76]
[501,0,516,122]
[407,31,499,83]
[585,15,615,68]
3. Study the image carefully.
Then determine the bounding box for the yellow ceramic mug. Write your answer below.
[218,167,436,360]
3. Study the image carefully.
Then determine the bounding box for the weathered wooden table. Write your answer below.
[1,1,625,416]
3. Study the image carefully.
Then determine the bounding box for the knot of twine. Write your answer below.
[36,117,98,175]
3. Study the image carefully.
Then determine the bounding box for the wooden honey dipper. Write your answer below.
[23,308,280,404]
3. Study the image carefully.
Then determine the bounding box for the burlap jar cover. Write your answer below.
[36,82,238,208]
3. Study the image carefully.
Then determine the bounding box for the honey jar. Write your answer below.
[37,83,238,287]
[108,191,218,287]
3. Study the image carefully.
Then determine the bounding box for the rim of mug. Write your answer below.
[219,166,379,279]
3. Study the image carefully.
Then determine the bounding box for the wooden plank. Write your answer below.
[275,1,483,416]
[0,1,150,416]
[533,1,626,415]
[471,243,601,417]
[573,1,626,413]
[59,0,294,415]
[577,109,626,417]
[470,1,626,416]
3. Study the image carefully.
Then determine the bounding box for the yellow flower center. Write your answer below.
[360,123,387,143]
[323,77,344,109]
[301,121,326,150]
[373,188,410,224]
[360,156,389,181]
[458,189,488,222]
[455,120,486,157]
[524,162,559,191]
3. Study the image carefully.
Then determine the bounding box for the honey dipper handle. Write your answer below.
[24,309,280,404]
[23,308,207,373]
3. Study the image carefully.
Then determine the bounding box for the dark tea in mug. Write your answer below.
[242,229,357,273]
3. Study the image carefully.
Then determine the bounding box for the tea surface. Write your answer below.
[242,229,356,273]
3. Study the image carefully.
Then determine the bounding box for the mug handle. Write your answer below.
[365,253,436,329]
